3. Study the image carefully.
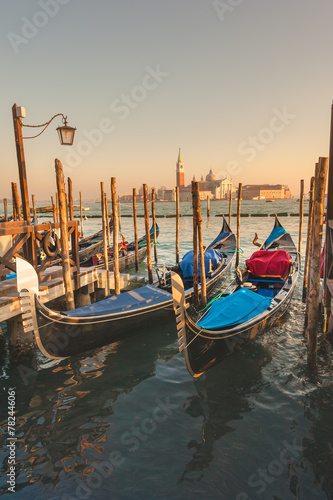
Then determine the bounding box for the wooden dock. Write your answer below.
[0,267,129,323]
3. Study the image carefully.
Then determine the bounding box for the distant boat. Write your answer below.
[35,206,53,213]
[73,205,90,211]
[253,196,266,200]
[266,200,274,203]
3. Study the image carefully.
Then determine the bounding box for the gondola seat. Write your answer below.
[245,250,291,282]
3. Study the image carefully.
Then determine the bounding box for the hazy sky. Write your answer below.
[1,0,332,200]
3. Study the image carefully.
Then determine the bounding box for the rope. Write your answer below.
[22,113,66,139]
[183,331,202,350]
[200,289,232,312]
[222,245,244,254]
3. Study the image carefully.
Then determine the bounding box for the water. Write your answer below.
[0,200,332,499]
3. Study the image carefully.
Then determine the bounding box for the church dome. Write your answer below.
[206,169,216,182]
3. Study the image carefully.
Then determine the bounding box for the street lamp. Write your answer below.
[11,103,77,264]
[19,107,76,146]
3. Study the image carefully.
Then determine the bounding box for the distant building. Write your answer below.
[175,150,236,201]
[176,149,185,188]
[158,188,176,201]
[241,184,291,200]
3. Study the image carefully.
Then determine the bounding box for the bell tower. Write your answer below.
[176,148,184,187]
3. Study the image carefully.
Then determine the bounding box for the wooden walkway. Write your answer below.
[0,267,129,323]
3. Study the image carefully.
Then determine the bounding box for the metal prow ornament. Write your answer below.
[253,233,261,247]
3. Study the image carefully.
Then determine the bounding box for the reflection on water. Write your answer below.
[0,205,332,499]
[179,343,272,484]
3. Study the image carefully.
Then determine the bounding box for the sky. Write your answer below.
[1,0,332,200]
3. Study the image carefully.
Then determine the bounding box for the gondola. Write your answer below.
[172,216,299,377]
[80,224,159,272]
[16,217,235,360]
[45,220,114,267]
[78,219,113,249]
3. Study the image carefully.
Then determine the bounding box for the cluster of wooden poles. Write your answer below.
[302,157,329,368]
[53,159,161,310]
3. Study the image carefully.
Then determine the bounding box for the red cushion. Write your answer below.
[245,250,291,280]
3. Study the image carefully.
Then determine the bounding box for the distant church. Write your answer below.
[176,149,235,201]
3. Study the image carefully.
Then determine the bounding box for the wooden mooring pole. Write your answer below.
[236,183,242,268]
[12,182,22,221]
[55,158,75,311]
[68,177,74,221]
[305,157,328,368]
[143,184,153,284]
[56,193,59,222]
[207,195,210,217]
[11,184,17,221]
[132,188,139,271]
[111,178,120,294]
[105,194,111,248]
[152,188,158,263]
[228,190,232,226]
[298,179,304,256]
[100,182,110,296]
[4,198,8,222]
[176,186,180,265]
[324,102,333,337]
[118,195,122,235]
[195,182,207,309]
[302,176,315,302]
[79,191,84,238]
[192,181,199,310]
[31,194,37,224]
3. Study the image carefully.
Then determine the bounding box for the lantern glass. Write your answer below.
[57,125,76,145]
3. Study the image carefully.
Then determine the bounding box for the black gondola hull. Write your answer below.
[172,216,300,377]
[183,282,296,377]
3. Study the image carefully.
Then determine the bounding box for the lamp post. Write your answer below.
[12,103,76,265]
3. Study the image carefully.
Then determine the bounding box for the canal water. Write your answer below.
[0,200,332,499]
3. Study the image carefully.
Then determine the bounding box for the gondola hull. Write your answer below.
[179,273,297,377]
[172,216,299,377]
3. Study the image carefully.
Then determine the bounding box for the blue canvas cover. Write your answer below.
[265,226,286,249]
[62,285,171,317]
[179,249,223,280]
[197,287,272,329]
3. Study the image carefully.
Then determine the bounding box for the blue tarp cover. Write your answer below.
[62,285,171,317]
[265,226,286,249]
[179,249,223,280]
[197,287,272,329]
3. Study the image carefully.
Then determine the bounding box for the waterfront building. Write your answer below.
[242,184,292,200]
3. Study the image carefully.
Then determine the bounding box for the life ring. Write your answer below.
[42,230,60,258]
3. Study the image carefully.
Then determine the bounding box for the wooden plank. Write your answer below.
[327,279,333,296]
